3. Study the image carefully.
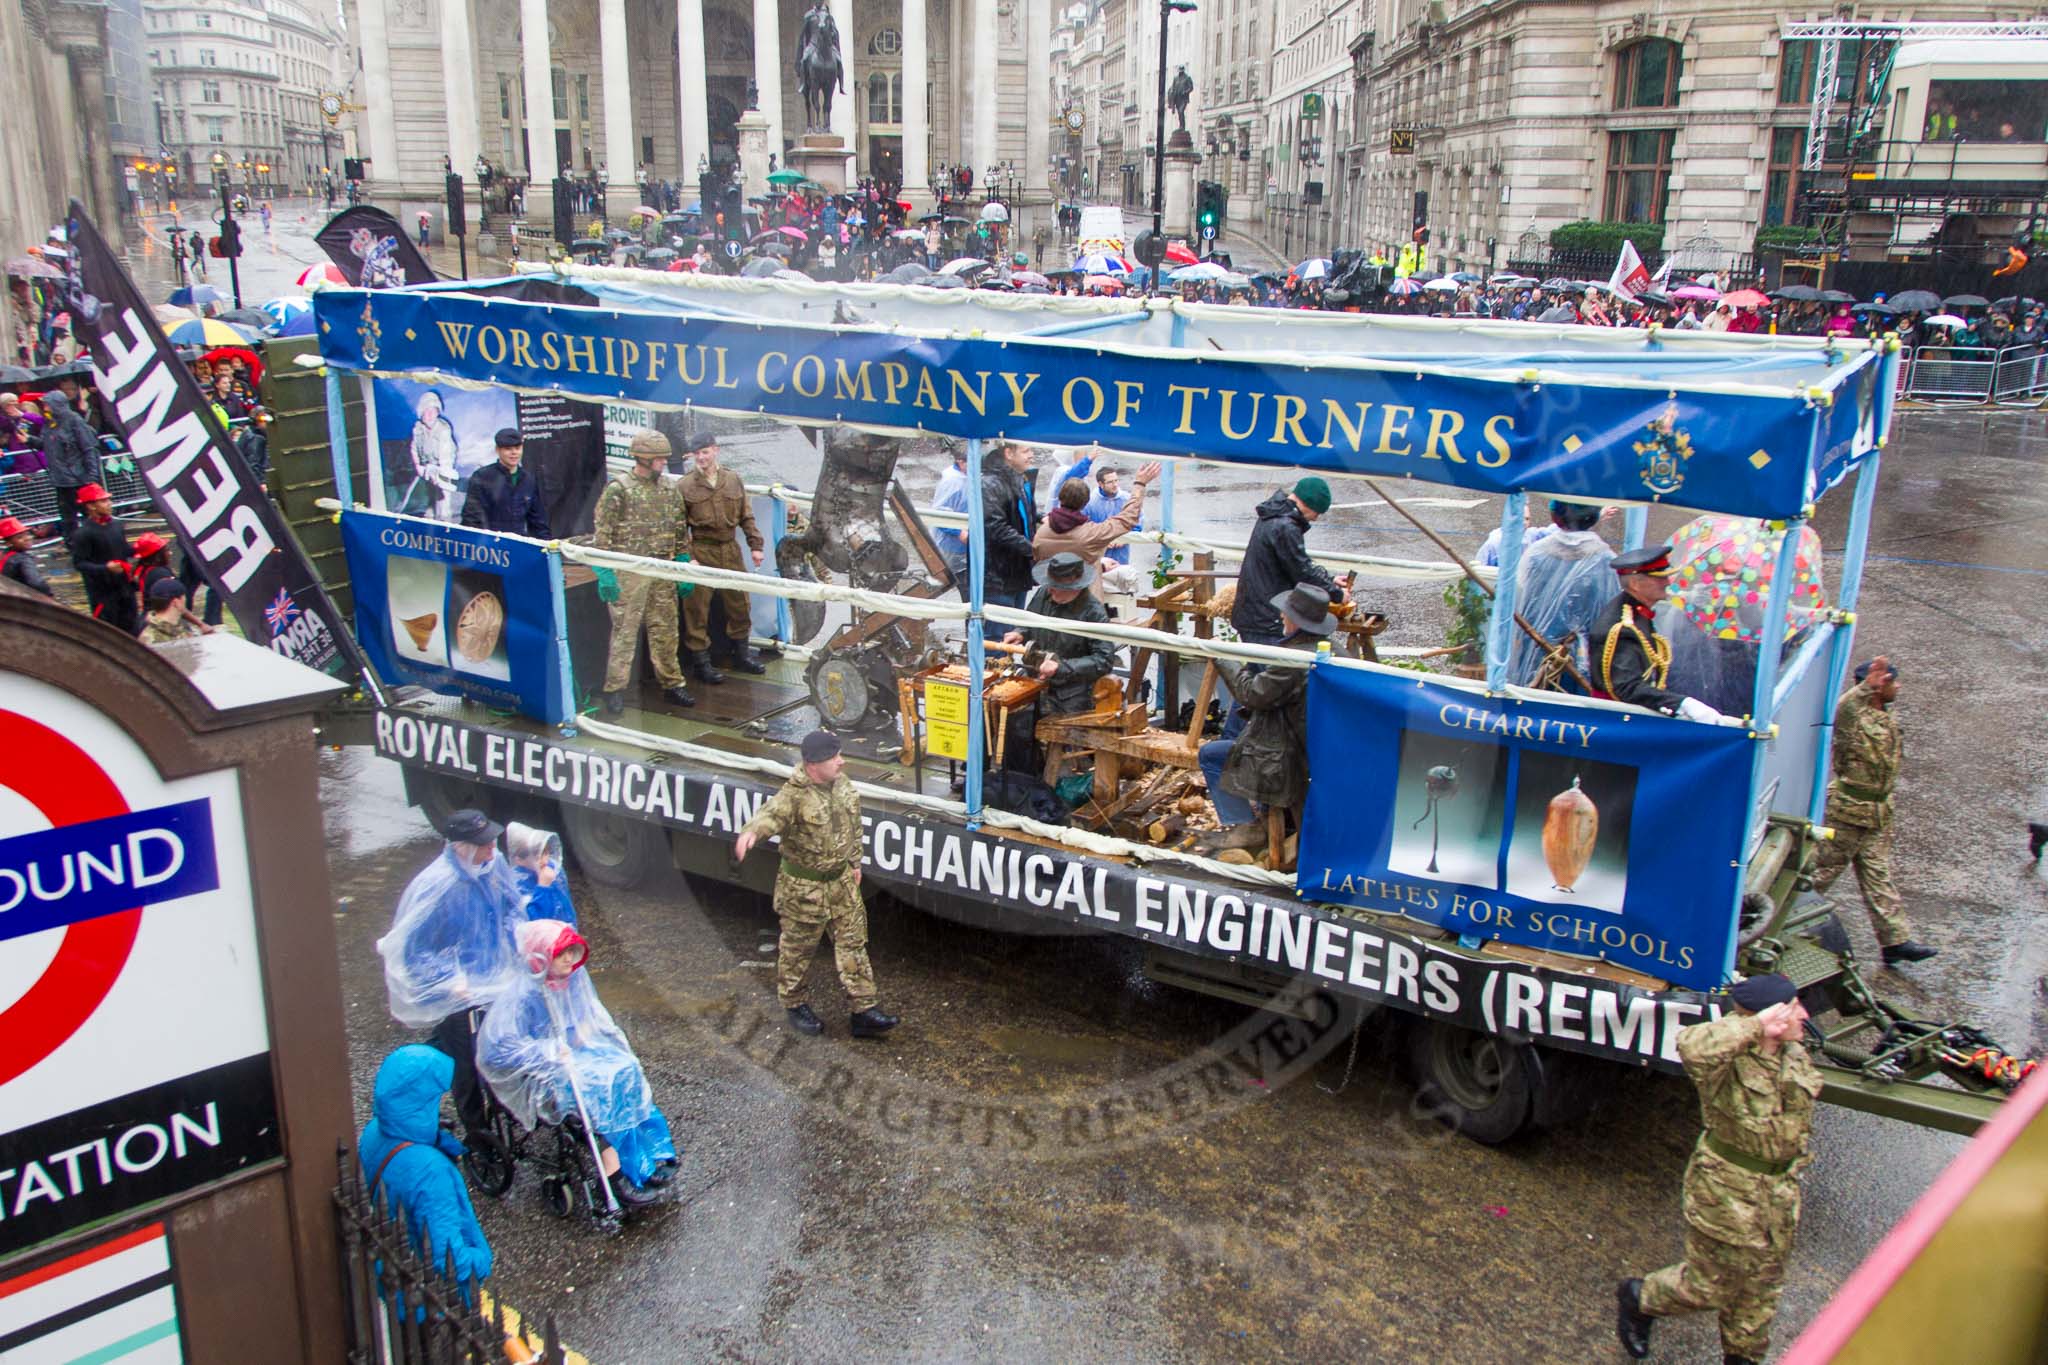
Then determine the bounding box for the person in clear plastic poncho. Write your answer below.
[506,822,578,926]
[376,809,526,1148]
[1505,500,1616,688]
[478,920,678,1204]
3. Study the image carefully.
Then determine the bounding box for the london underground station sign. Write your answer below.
[0,674,279,1258]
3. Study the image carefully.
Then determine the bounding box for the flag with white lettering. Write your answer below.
[62,201,362,681]
[1609,239,1653,301]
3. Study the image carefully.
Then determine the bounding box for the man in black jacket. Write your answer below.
[1198,583,1336,852]
[980,439,1040,608]
[1231,477,1346,644]
[460,428,551,537]
[68,482,141,634]
[39,390,103,542]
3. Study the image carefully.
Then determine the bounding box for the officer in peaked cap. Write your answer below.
[1589,542,1735,725]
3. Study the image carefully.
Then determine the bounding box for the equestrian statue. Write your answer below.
[796,0,846,134]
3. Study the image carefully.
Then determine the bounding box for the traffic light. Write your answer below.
[1196,180,1226,239]
[445,172,467,236]
[218,216,242,258]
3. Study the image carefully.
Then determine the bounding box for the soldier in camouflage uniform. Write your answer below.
[593,430,695,715]
[677,433,768,683]
[1811,657,1937,966]
[1617,973,1820,1365]
[733,730,899,1039]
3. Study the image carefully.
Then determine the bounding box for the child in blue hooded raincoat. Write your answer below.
[477,920,677,1206]
[357,1045,494,1297]
[506,822,577,926]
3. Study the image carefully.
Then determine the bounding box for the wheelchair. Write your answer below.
[460,1077,658,1224]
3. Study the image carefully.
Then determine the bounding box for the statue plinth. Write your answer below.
[1163,144,1201,240]
[788,134,854,196]
[736,109,772,200]
[1166,127,1195,153]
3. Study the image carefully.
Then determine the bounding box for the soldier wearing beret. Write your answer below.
[677,432,767,684]
[460,428,550,538]
[1592,543,1736,725]
[1811,656,1936,966]
[592,429,694,714]
[734,730,898,1039]
[1617,973,1820,1365]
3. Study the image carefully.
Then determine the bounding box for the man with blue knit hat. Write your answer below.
[1617,972,1819,1365]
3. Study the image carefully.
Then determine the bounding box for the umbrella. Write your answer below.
[262,296,312,326]
[0,364,34,382]
[295,262,348,288]
[1942,293,1989,310]
[882,263,931,284]
[1448,271,1483,283]
[4,256,63,280]
[919,212,945,222]
[1850,301,1898,315]
[662,213,694,226]
[1722,288,1770,308]
[219,307,271,329]
[749,228,791,244]
[634,204,661,219]
[275,311,319,338]
[1668,515,1827,644]
[1537,305,1578,323]
[1772,284,1822,302]
[1819,289,1857,304]
[774,226,808,242]
[166,317,259,346]
[941,256,993,275]
[978,202,1010,223]
[942,216,970,228]
[1993,295,2041,312]
[1634,289,1672,307]
[167,283,224,309]
[1295,258,1332,280]
[1168,261,1232,283]
[1671,284,1721,301]
[766,169,806,185]
[1921,313,1968,328]
[1422,277,1461,293]
[152,303,196,328]
[775,268,813,282]
[1163,242,1200,266]
[1083,274,1126,294]
[1387,277,1424,296]
[571,237,609,251]
[202,346,263,384]
[644,248,677,265]
[923,274,967,289]
[896,199,914,211]
[1011,270,1050,287]
[1889,290,1941,313]
[890,228,926,241]
[1073,252,1129,275]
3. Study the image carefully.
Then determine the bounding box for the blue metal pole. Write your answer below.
[1485,492,1525,690]
[963,437,987,825]
[1748,519,1806,723]
[768,488,792,644]
[323,369,353,503]
[1806,448,1884,821]
[547,547,579,735]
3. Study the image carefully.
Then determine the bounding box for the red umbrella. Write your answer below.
[1162,242,1199,266]
[203,346,263,384]
[1723,288,1769,308]
[896,199,913,211]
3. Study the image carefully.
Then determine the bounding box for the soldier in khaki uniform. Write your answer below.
[733,731,899,1039]
[1617,973,1821,1365]
[1812,656,1936,966]
[677,433,767,684]
[592,430,695,715]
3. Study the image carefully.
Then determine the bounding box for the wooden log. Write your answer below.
[1147,813,1186,843]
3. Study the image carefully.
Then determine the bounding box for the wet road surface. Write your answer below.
[324,406,2048,1362]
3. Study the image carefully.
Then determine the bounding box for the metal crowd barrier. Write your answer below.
[1899,344,2048,407]
[0,457,155,535]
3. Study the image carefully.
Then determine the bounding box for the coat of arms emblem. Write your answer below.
[1633,406,1692,495]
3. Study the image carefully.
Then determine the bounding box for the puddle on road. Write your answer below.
[979,1024,1130,1066]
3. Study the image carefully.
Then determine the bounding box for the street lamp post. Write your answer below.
[1148,0,1195,293]
[210,152,244,310]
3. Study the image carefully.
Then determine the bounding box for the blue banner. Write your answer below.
[0,799,219,942]
[314,288,1849,520]
[340,509,571,722]
[1296,667,1753,989]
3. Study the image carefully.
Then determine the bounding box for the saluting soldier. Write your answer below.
[1617,973,1820,1365]
[678,433,768,684]
[1812,656,1937,966]
[592,429,695,715]
[733,730,899,1040]
[1591,543,1735,724]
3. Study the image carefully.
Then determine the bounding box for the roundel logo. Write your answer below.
[0,709,146,1087]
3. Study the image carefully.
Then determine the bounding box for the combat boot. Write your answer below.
[726,647,767,675]
[1883,940,1938,965]
[1724,1356,1759,1365]
[850,1007,899,1038]
[785,1003,824,1036]
[1615,1279,1653,1359]
[662,684,698,709]
[602,690,625,716]
[687,651,727,685]
[2029,821,2047,862]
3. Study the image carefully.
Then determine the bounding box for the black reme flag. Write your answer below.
[63,200,365,683]
[313,206,438,287]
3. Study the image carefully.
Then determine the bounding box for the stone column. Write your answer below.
[828,0,855,150]
[519,0,558,225]
[599,0,638,213]
[1024,0,1050,228]
[900,0,928,199]
[355,0,402,194]
[676,0,710,178]
[752,0,783,166]
[440,0,482,181]
[971,0,995,181]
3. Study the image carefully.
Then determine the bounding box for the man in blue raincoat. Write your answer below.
[358,1046,494,1295]
[377,809,525,1150]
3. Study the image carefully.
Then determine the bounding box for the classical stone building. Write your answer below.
[346,0,1061,227]
[1340,0,2040,275]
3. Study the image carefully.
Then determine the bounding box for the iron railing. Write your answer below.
[335,1143,568,1365]
[1897,344,2048,406]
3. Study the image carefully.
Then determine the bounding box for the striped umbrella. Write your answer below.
[295,262,349,288]
[166,317,261,347]
[262,296,313,327]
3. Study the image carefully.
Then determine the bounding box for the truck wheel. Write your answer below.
[558,801,667,889]
[1408,1019,1537,1145]
[408,768,493,836]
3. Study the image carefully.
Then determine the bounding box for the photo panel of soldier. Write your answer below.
[446,568,511,682]
[387,554,450,666]
[1503,752,1637,914]
[1386,731,1509,889]
[373,379,516,522]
